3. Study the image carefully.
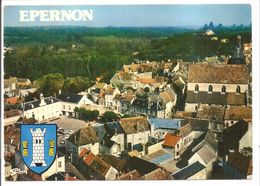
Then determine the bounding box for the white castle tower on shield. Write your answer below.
[30,128,47,167]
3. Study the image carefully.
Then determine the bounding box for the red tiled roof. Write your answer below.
[5,97,19,104]
[79,148,89,158]
[83,152,96,166]
[163,133,181,148]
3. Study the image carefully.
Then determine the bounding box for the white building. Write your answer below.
[119,117,151,154]
[104,85,120,109]
[23,94,61,122]
[66,126,100,166]
[57,93,94,117]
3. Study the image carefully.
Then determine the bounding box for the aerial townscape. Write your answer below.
[4,23,252,181]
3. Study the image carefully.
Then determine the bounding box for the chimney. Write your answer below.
[39,93,46,107]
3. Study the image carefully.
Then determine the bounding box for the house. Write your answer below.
[224,106,252,125]
[185,64,249,112]
[223,152,252,179]
[162,133,182,159]
[66,126,100,165]
[119,117,151,154]
[179,123,194,151]
[188,143,217,178]
[4,126,20,158]
[219,120,248,157]
[100,122,125,157]
[79,148,118,180]
[197,105,225,122]
[41,152,66,180]
[171,161,207,180]
[141,168,172,180]
[157,85,177,118]
[88,82,108,103]
[4,78,18,94]
[110,71,136,88]
[119,91,135,114]
[149,118,183,139]
[100,154,127,173]
[57,93,94,117]
[125,156,159,177]
[23,94,61,122]
[118,169,141,180]
[4,110,21,127]
[104,85,120,109]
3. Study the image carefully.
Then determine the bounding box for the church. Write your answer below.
[185,63,250,112]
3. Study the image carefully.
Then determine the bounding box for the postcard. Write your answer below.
[1,0,259,186]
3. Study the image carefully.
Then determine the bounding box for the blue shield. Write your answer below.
[20,124,57,175]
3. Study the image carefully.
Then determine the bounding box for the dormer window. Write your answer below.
[236,85,241,94]
[221,85,226,94]
[195,84,199,93]
[208,85,213,93]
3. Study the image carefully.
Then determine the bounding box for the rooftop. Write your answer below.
[149,118,183,130]
[186,91,246,105]
[227,152,252,176]
[197,105,225,122]
[57,93,83,103]
[24,97,60,111]
[68,126,99,146]
[141,168,172,180]
[120,117,150,134]
[188,64,249,84]
[172,161,205,180]
[163,133,181,148]
[224,106,252,121]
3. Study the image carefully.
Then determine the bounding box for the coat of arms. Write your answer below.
[20,124,57,174]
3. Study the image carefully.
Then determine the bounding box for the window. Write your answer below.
[68,106,71,110]
[208,85,213,93]
[36,140,38,144]
[58,162,62,168]
[236,85,241,94]
[195,84,199,92]
[177,152,179,156]
[221,85,226,94]
[63,105,65,109]
[39,140,41,144]
[177,144,179,148]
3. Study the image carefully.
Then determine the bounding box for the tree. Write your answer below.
[35,73,64,96]
[63,76,91,93]
[74,107,99,121]
[101,111,118,122]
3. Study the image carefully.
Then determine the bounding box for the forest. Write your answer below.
[4,25,251,87]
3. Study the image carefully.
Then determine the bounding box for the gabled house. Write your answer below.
[157,85,177,118]
[79,148,118,180]
[66,126,100,165]
[224,106,252,125]
[57,93,93,117]
[88,82,108,103]
[149,118,183,139]
[162,133,182,159]
[188,143,218,178]
[110,71,136,89]
[104,85,120,109]
[119,117,151,154]
[100,122,125,157]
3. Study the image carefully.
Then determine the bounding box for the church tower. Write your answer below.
[228,35,246,64]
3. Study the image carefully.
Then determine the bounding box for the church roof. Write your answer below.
[188,64,249,84]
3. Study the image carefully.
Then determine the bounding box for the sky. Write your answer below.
[4,4,251,27]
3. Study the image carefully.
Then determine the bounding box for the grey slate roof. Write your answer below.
[186,91,246,105]
[57,93,83,103]
[172,161,205,180]
[24,97,60,111]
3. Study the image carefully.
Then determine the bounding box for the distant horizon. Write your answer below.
[4,5,251,27]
